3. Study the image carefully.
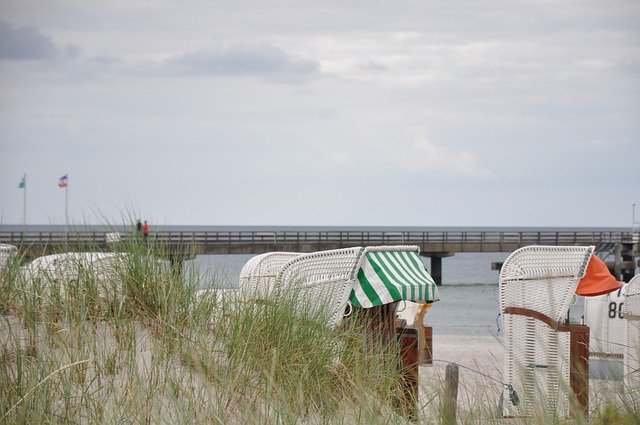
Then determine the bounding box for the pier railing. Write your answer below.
[1,228,636,255]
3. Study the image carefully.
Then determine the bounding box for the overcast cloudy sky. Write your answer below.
[0,0,638,227]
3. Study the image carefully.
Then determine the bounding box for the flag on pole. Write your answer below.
[58,174,68,188]
[19,173,27,225]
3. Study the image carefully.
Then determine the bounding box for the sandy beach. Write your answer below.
[419,334,505,419]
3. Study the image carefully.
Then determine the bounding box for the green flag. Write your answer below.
[18,175,25,189]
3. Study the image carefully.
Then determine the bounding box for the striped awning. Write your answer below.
[350,250,440,308]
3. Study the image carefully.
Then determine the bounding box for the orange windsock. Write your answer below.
[575,254,623,297]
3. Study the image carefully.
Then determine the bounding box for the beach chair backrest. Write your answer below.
[500,245,593,418]
[274,247,364,329]
[238,252,301,298]
[623,274,640,391]
[500,245,593,323]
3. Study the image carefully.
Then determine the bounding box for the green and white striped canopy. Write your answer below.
[350,250,440,308]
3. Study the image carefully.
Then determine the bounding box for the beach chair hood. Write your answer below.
[575,254,623,297]
[350,246,439,308]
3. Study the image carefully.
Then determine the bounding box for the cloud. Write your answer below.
[406,139,495,178]
[319,138,495,179]
[358,61,388,72]
[165,43,319,79]
[574,139,622,148]
[616,58,640,73]
[0,20,79,60]
[87,55,120,65]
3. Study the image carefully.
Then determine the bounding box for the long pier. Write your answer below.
[2,225,638,283]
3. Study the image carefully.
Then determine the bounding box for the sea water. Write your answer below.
[185,252,586,336]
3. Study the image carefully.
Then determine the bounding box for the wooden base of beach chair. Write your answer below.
[396,325,419,419]
[420,326,433,365]
[361,304,398,351]
[352,304,420,418]
[568,324,589,415]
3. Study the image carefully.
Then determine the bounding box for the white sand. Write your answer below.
[419,334,505,419]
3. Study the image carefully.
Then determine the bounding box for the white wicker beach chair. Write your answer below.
[500,245,594,418]
[273,247,364,329]
[622,274,640,392]
[22,252,134,299]
[0,243,17,269]
[267,245,440,329]
[238,252,301,298]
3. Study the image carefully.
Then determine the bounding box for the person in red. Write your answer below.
[142,220,149,243]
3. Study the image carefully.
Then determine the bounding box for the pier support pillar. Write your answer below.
[420,253,454,286]
[431,256,442,286]
[621,243,636,282]
[610,243,637,282]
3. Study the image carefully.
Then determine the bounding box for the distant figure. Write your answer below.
[136,219,142,233]
[142,220,149,243]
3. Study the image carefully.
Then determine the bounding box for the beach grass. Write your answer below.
[0,235,415,424]
[1,232,639,424]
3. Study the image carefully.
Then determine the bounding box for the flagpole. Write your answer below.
[22,173,27,226]
[65,175,69,226]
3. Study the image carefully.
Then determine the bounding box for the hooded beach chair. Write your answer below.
[0,243,17,269]
[241,245,439,416]
[270,245,439,374]
[500,245,622,418]
[238,252,301,299]
[623,274,640,393]
[21,252,131,299]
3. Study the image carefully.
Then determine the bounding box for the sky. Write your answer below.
[0,0,639,227]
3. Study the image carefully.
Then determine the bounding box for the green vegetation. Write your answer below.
[0,236,414,424]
